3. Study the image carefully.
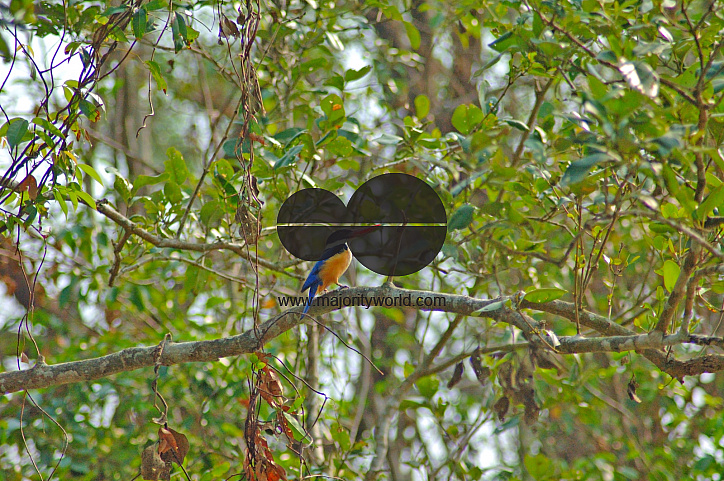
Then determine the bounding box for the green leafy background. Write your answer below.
[2,0,724,479]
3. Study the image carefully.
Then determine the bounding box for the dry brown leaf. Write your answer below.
[158,428,177,454]
[447,361,465,389]
[269,463,287,481]
[627,377,642,404]
[497,361,515,393]
[141,444,167,480]
[219,17,240,38]
[158,427,189,466]
[263,367,284,397]
[469,349,491,386]
[493,396,510,421]
[520,385,540,424]
[16,175,38,200]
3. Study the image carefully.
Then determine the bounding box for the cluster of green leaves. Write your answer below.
[3,0,724,480]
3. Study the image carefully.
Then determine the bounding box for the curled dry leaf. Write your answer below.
[531,346,564,374]
[259,366,284,406]
[517,353,534,385]
[493,396,510,421]
[277,411,294,440]
[141,444,168,480]
[219,17,240,38]
[497,361,516,393]
[268,463,287,481]
[16,174,38,200]
[247,132,267,145]
[627,377,642,404]
[158,427,189,466]
[236,204,260,244]
[447,361,464,389]
[520,385,540,424]
[469,349,491,386]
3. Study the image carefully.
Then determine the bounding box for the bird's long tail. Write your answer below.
[302,283,320,314]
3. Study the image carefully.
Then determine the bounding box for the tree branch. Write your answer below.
[95,200,299,278]
[4,285,723,395]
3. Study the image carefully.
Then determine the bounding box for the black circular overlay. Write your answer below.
[277,173,447,276]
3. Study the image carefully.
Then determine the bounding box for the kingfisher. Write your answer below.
[301,225,379,314]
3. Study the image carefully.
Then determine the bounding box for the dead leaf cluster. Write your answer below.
[140,426,189,480]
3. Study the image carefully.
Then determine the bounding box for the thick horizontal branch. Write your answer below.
[523,299,724,380]
[3,285,723,394]
[1,285,506,394]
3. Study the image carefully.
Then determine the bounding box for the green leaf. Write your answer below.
[114,176,131,202]
[171,12,187,52]
[661,260,680,293]
[403,21,421,50]
[74,189,97,209]
[164,147,189,184]
[282,411,312,443]
[320,94,345,126]
[326,136,353,156]
[493,414,520,434]
[344,65,371,82]
[132,173,169,195]
[489,31,516,52]
[324,74,344,91]
[109,25,129,43]
[77,164,103,186]
[132,7,147,39]
[164,181,182,203]
[451,104,484,135]
[695,185,724,220]
[184,25,199,43]
[274,128,307,146]
[415,375,439,398]
[223,138,249,158]
[100,5,129,16]
[145,61,167,93]
[6,118,29,149]
[275,145,303,169]
[505,119,529,131]
[476,53,504,74]
[399,399,426,411]
[54,190,68,217]
[79,99,99,121]
[524,288,567,303]
[448,204,475,231]
[31,117,64,140]
[145,0,168,10]
[472,300,504,314]
[414,95,430,118]
[560,153,609,187]
[524,454,552,479]
[200,200,224,227]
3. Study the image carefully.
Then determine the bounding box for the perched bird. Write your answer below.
[301,225,379,314]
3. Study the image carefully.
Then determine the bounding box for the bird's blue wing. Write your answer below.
[301,260,324,292]
[302,260,325,313]
[302,278,322,314]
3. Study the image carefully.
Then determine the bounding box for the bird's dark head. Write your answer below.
[325,225,380,247]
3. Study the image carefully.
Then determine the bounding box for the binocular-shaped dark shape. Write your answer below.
[277,173,447,277]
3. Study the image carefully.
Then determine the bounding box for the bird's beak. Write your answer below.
[349,224,381,238]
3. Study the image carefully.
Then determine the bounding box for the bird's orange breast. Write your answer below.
[317,248,352,293]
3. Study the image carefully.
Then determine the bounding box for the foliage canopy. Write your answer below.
[2,0,724,479]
